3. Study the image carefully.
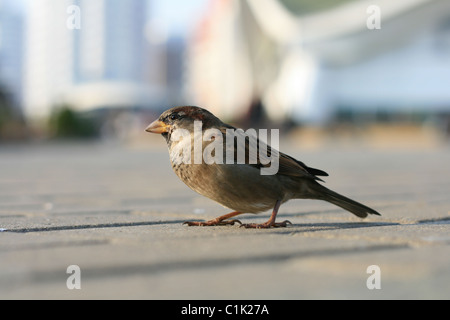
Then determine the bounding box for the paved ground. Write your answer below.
[0,136,449,299]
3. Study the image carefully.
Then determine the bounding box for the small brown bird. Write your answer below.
[146,106,380,228]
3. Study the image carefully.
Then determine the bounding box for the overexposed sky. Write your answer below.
[12,0,210,37]
[148,0,210,36]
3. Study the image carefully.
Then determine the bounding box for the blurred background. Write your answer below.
[0,0,450,146]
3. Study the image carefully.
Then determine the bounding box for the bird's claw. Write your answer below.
[240,220,292,229]
[221,219,242,226]
[183,219,242,227]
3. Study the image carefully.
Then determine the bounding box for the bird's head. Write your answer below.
[145,106,222,141]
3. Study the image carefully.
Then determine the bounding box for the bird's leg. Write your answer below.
[183,211,243,226]
[241,200,291,229]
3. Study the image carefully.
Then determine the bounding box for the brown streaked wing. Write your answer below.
[219,125,328,181]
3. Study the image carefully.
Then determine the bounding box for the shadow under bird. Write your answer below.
[145,106,380,228]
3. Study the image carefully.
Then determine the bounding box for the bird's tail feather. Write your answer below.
[309,183,380,218]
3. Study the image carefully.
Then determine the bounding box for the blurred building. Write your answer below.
[186,0,450,124]
[0,0,24,111]
[166,35,187,105]
[23,0,165,119]
[185,0,254,121]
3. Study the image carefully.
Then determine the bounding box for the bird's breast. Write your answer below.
[171,160,286,213]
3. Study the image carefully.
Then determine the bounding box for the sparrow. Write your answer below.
[145,106,380,228]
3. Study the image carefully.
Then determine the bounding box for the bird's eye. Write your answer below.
[169,113,179,121]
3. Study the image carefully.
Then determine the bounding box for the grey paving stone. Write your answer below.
[0,140,449,299]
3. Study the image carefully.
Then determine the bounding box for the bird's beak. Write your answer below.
[145,120,170,134]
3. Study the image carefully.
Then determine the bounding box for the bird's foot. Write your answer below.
[183,211,243,227]
[183,219,242,227]
[241,220,292,229]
